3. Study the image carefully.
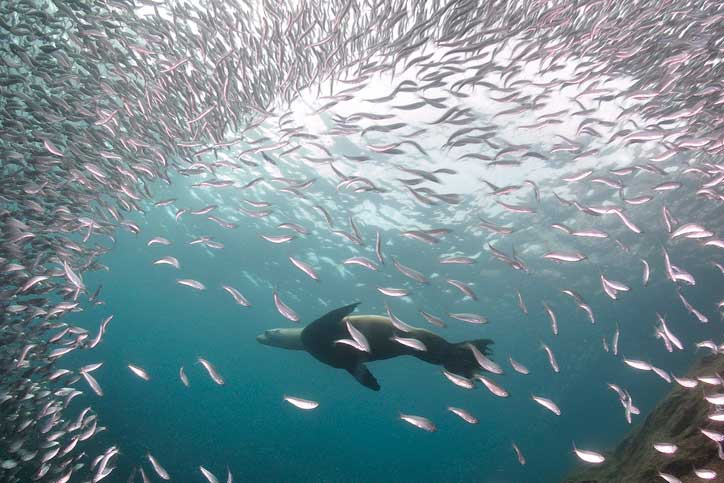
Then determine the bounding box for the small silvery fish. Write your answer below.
[283,395,319,410]
[447,407,478,424]
[222,285,251,307]
[512,443,526,465]
[179,366,190,387]
[391,335,426,351]
[573,443,605,464]
[289,256,319,281]
[543,252,587,263]
[343,256,379,271]
[377,287,409,297]
[693,468,717,480]
[128,364,150,381]
[448,313,487,324]
[442,369,474,389]
[531,395,561,415]
[200,466,220,483]
[147,453,170,480]
[273,289,299,322]
[653,443,677,454]
[399,413,436,432]
[467,343,503,374]
[197,357,224,385]
[475,374,509,397]
[176,278,205,290]
[541,343,560,373]
[260,234,295,244]
[508,356,530,375]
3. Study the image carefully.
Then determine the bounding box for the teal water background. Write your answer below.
[63,170,722,482]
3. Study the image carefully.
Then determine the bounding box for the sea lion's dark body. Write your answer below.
[296,302,494,390]
[304,314,448,365]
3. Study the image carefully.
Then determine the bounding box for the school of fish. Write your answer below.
[1,0,723,481]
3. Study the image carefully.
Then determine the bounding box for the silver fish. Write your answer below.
[448,313,488,324]
[222,285,251,307]
[391,335,426,352]
[128,364,150,381]
[543,252,587,263]
[197,357,225,385]
[467,343,503,374]
[542,303,558,335]
[153,256,180,269]
[392,257,429,284]
[573,443,606,464]
[508,356,530,375]
[180,366,190,387]
[289,256,320,281]
[531,395,561,415]
[446,279,477,300]
[541,343,560,373]
[176,279,205,290]
[147,453,170,480]
[284,395,319,410]
[343,256,379,271]
[447,407,478,424]
[273,289,299,322]
[377,287,409,297]
[200,466,221,483]
[475,374,509,397]
[399,413,436,432]
[512,442,526,465]
[442,369,474,389]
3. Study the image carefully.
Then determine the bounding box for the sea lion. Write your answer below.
[256,302,494,391]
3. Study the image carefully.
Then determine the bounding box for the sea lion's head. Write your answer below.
[256,327,305,350]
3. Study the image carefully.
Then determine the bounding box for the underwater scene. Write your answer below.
[1,0,723,482]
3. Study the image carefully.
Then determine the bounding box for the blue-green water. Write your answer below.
[2,1,723,481]
[61,172,722,482]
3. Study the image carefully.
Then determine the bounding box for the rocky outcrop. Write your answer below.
[564,355,724,483]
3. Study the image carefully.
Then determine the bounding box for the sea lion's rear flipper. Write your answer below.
[348,363,380,391]
[301,302,361,353]
[444,338,495,378]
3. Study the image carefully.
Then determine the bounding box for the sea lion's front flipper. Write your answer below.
[348,363,380,391]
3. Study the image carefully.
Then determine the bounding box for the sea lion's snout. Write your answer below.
[256,327,305,350]
[256,331,270,345]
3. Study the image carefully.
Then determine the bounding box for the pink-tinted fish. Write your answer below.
[197,357,224,385]
[399,413,436,432]
[420,310,446,328]
[543,252,587,263]
[541,343,560,373]
[447,407,478,424]
[177,278,205,290]
[542,302,558,335]
[260,234,296,243]
[446,279,477,300]
[289,257,319,281]
[343,256,379,271]
[531,395,561,415]
[221,285,251,307]
[128,364,150,381]
[512,442,526,465]
[154,256,180,269]
[377,287,409,297]
[273,289,299,322]
[475,374,509,397]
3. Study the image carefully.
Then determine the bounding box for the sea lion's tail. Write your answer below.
[443,338,494,379]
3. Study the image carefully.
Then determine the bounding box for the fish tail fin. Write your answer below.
[444,338,494,378]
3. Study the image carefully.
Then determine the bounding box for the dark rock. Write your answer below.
[564,355,724,483]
